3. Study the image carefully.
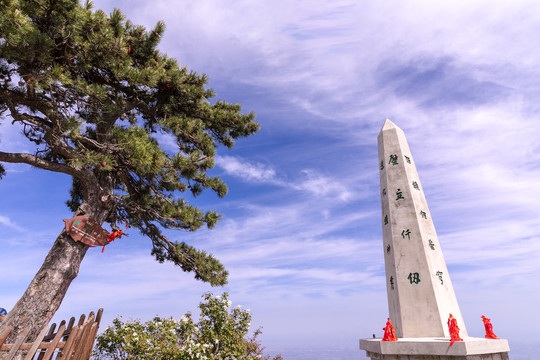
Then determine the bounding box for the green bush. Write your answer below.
[92,293,282,360]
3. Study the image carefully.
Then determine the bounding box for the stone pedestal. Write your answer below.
[360,338,510,360]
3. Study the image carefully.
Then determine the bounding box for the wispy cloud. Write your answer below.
[215,155,276,183]
[0,214,24,232]
[292,169,352,201]
[216,155,353,201]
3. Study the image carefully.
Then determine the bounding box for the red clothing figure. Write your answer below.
[447,314,463,346]
[382,318,398,341]
[481,315,500,339]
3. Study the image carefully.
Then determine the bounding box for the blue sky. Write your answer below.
[1,1,540,358]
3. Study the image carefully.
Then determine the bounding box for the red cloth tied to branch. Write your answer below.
[102,230,124,252]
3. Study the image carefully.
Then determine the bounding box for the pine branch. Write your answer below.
[142,220,228,286]
[76,136,123,154]
[0,151,87,179]
[6,106,53,129]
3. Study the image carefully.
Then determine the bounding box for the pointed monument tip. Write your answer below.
[382,118,397,130]
[380,119,403,134]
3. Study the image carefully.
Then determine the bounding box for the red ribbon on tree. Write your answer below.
[102,230,124,253]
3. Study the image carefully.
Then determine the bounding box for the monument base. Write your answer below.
[359,337,510,360]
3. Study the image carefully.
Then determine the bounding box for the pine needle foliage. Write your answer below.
[0,0,258,286]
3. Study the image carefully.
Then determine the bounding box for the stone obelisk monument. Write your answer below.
[359,119,510,360]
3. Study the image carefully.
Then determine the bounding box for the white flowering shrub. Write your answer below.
[92,293,282,360]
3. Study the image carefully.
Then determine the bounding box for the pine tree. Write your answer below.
[0,0,258,344]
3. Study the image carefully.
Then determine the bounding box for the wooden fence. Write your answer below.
[0,309,102,360]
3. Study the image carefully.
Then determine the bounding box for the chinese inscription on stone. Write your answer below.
[436,271,444,285]
[408,272,421,284]
[401,229,411,240]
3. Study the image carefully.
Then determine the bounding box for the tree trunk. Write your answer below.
[0,201,109,359]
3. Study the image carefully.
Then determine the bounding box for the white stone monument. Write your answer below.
[359,119,510,360]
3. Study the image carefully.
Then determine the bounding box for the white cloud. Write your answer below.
[0,215,24,232]
[292,169,353,201]
[216,155,354,201]
[216,155,276,183]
